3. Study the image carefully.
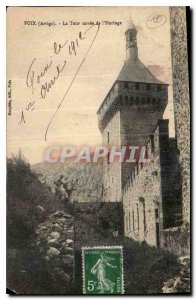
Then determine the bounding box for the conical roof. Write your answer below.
[117,58,165,84]
[126,15,135,30]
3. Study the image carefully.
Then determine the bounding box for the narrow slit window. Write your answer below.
[132,210,135,231]
[137,204,139,230]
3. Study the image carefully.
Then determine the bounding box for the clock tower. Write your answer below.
[97,17,168,202]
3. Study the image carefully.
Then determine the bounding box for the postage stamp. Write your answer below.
[82,246,124,295]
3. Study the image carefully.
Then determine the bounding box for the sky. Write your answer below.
[7,6,175,164]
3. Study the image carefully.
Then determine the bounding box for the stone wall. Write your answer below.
[123,124,162,247]
[158,121,182,230]
[120,107,165,186]
[161,223,190,257]
[102,111,121,202]
[32,209,74,294]
[99,80,168,203]
[170,7,190,223]
[123,120,182,247]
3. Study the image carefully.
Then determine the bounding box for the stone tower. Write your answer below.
[97,18,168,202]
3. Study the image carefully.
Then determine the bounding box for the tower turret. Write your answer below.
[97,17,168,202]
[125,17,138,60]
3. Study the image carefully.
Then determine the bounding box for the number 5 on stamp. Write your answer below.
[82,246,124,294]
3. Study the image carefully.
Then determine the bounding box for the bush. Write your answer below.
[7,152,64,246]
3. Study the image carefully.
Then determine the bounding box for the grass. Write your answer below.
[74,213,180,295]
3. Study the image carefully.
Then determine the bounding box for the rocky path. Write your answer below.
[32,210,75,294]
[162,256,190,293]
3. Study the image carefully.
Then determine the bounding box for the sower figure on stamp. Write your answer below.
[90,253,117,293]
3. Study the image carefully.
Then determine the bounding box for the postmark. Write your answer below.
[146,12,167,29]
[82,246,124,295]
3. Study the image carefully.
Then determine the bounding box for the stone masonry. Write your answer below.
[123,120,182,247]
[97,12,189,255]
[170,7,190,224]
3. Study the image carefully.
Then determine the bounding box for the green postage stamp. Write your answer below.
[82,246,124,295]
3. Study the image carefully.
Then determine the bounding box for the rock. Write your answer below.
[57,218,67,225]
[62,254,74,265]
[39,225,47,230]
[178,256,190,265]
[35,205,45,215]
[47,247,60,257]
[180,277,190,284]
[51,231,61,239]
[64,254,74,260]
[54,210,64,218]
[165,279,175,288]
[52,223,63,232]
[180,270,190,277]
[65,247,73,254]
[57,270,71,282]
[162,286,177,294]
[61,246,73,255]
[66,239,73,246]
[50,257,62,267]
[62,213,72,219]
[173,277,187,290]
[47,239,60,248]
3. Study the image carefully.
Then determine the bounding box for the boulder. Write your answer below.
[178,256,190,265]
[66,239,73,246]
[35,205,45,216]
[57,270,71,282]
[48,239,60,248]
[57,218,67,225]
[62,254,74,265]
[61,246,73,255]
[65,247,73,254]
[39,225,47,230]
[165,279,175,288]
[54,210,64,218]
[62,213,72,219]
[47,247,60,257]
[51,231,61,239]
[50,257,62,267]
[52,223,63,232]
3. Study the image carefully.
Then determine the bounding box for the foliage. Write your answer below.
[7,152,64,246]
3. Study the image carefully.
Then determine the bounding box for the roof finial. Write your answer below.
[127,14,135,30]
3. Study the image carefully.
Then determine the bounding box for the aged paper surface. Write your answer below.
[7,6,190,294]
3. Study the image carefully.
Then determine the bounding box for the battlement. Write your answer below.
[122,119,164,192]
[123,137,154,193]
[97,81,168,132]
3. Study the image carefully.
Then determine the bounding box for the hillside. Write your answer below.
[31,161,103,203]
